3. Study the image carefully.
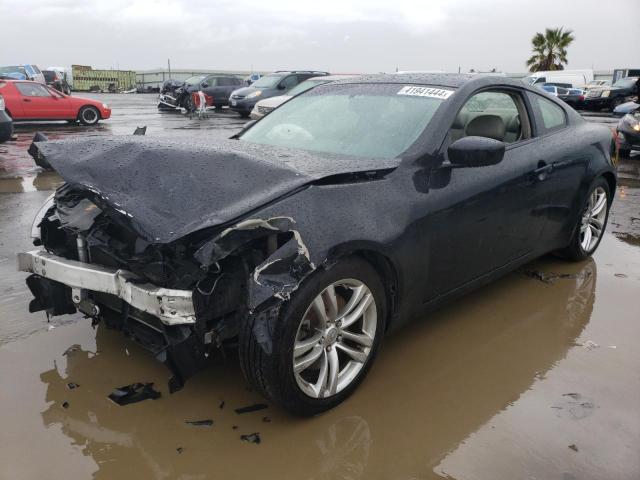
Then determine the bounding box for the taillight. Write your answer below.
[579,95,584,101]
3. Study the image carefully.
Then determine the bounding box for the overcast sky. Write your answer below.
[2,0,638,73]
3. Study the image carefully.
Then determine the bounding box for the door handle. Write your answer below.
[534,161,554,181]
[23,98,31,102]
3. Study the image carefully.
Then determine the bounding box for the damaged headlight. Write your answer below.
[623,114,640,131]
[245,91,262,99]
[31,193,55,239]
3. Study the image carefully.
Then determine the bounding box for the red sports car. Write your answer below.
[0,80,111,125]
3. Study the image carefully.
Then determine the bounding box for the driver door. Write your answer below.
[423,89,552,300]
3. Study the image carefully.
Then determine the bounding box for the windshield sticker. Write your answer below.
[397,86,454,99]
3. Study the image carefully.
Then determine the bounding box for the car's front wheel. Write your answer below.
[562,178,611,261]
[78,106,100,125]
[239,257,386,416]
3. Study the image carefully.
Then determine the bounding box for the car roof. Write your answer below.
[327,73,526,89]
[307,74,361,82]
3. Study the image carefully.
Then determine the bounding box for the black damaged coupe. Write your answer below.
[20,74,616,415]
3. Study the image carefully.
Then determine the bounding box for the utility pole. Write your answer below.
[168,59,172,79]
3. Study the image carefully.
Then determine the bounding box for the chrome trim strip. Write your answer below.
[17,249,196,325]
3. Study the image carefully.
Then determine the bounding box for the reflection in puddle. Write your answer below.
[0,170,63,193]
[32,257,597,479]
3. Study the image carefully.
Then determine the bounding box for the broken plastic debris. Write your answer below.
[107,383,161,406]
[67,382,80,390]
[176,447,184,454]
[62,401,69,409]
[262,416,271,423]
[578,340,599,350]
[184,419,213,426]
[219,400,225,409]
[47,325,55,331]
[240,432,261,444]
[235,403,268,414]
[568,444,578,452]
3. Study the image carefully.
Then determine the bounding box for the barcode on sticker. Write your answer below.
[397,86,453,99]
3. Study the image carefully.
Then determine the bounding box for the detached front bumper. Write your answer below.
[17,249,196,325]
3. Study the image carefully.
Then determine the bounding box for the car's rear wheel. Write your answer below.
[561,178,611,261]
[239,257,386,416]
[78,106,100,125]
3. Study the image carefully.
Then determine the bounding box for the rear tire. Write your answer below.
[78,106,100,125]
[239,257,386,416]
[560,177,611,261]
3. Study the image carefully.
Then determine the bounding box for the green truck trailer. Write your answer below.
[71,65,137,92]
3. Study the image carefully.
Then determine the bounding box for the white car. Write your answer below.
[250,74,359,120]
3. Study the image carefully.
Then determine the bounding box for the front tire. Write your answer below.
[78,106,100,125]
[561,178,611,261]
[239,257,386,416]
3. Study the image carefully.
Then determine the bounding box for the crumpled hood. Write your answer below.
[37,136,399,243]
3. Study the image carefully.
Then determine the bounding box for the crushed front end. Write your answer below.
[19,184,259,392]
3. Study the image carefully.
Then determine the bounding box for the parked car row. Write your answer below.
[158,70,333,116]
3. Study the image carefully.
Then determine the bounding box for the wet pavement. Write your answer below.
[0,95,639,479]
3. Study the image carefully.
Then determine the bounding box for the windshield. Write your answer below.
[185,75,207,85]
[287,79,328,97]
[251,74,285,88]
[241,83,447,159]
[613,77,637,88]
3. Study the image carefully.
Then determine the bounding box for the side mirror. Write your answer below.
[201,82,209,88]
[277,84,286,90]
[447,136,505,168]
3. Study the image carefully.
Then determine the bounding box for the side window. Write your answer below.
[15,82,51,97]
[279,75,299,90]
[450,91,526,144]
[533,95,567,133]
[203,76,218,87]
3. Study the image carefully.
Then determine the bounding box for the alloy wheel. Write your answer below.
[293,279,377,399]
[580,186,608,253]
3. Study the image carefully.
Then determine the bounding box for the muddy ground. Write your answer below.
[0,94,638,479]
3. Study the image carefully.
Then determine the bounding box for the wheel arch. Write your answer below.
[600,171,616,201]
[326,244,400,331]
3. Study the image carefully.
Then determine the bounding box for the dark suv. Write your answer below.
[229,71,329,117]
[584,76,639,112]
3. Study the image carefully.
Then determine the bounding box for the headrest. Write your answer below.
[465,114,505,142]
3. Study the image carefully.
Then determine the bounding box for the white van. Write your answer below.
[523,70,594,89]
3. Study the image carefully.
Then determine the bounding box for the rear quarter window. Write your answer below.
[532,94,567,133]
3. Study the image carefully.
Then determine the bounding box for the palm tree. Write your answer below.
[526,27,575,72]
